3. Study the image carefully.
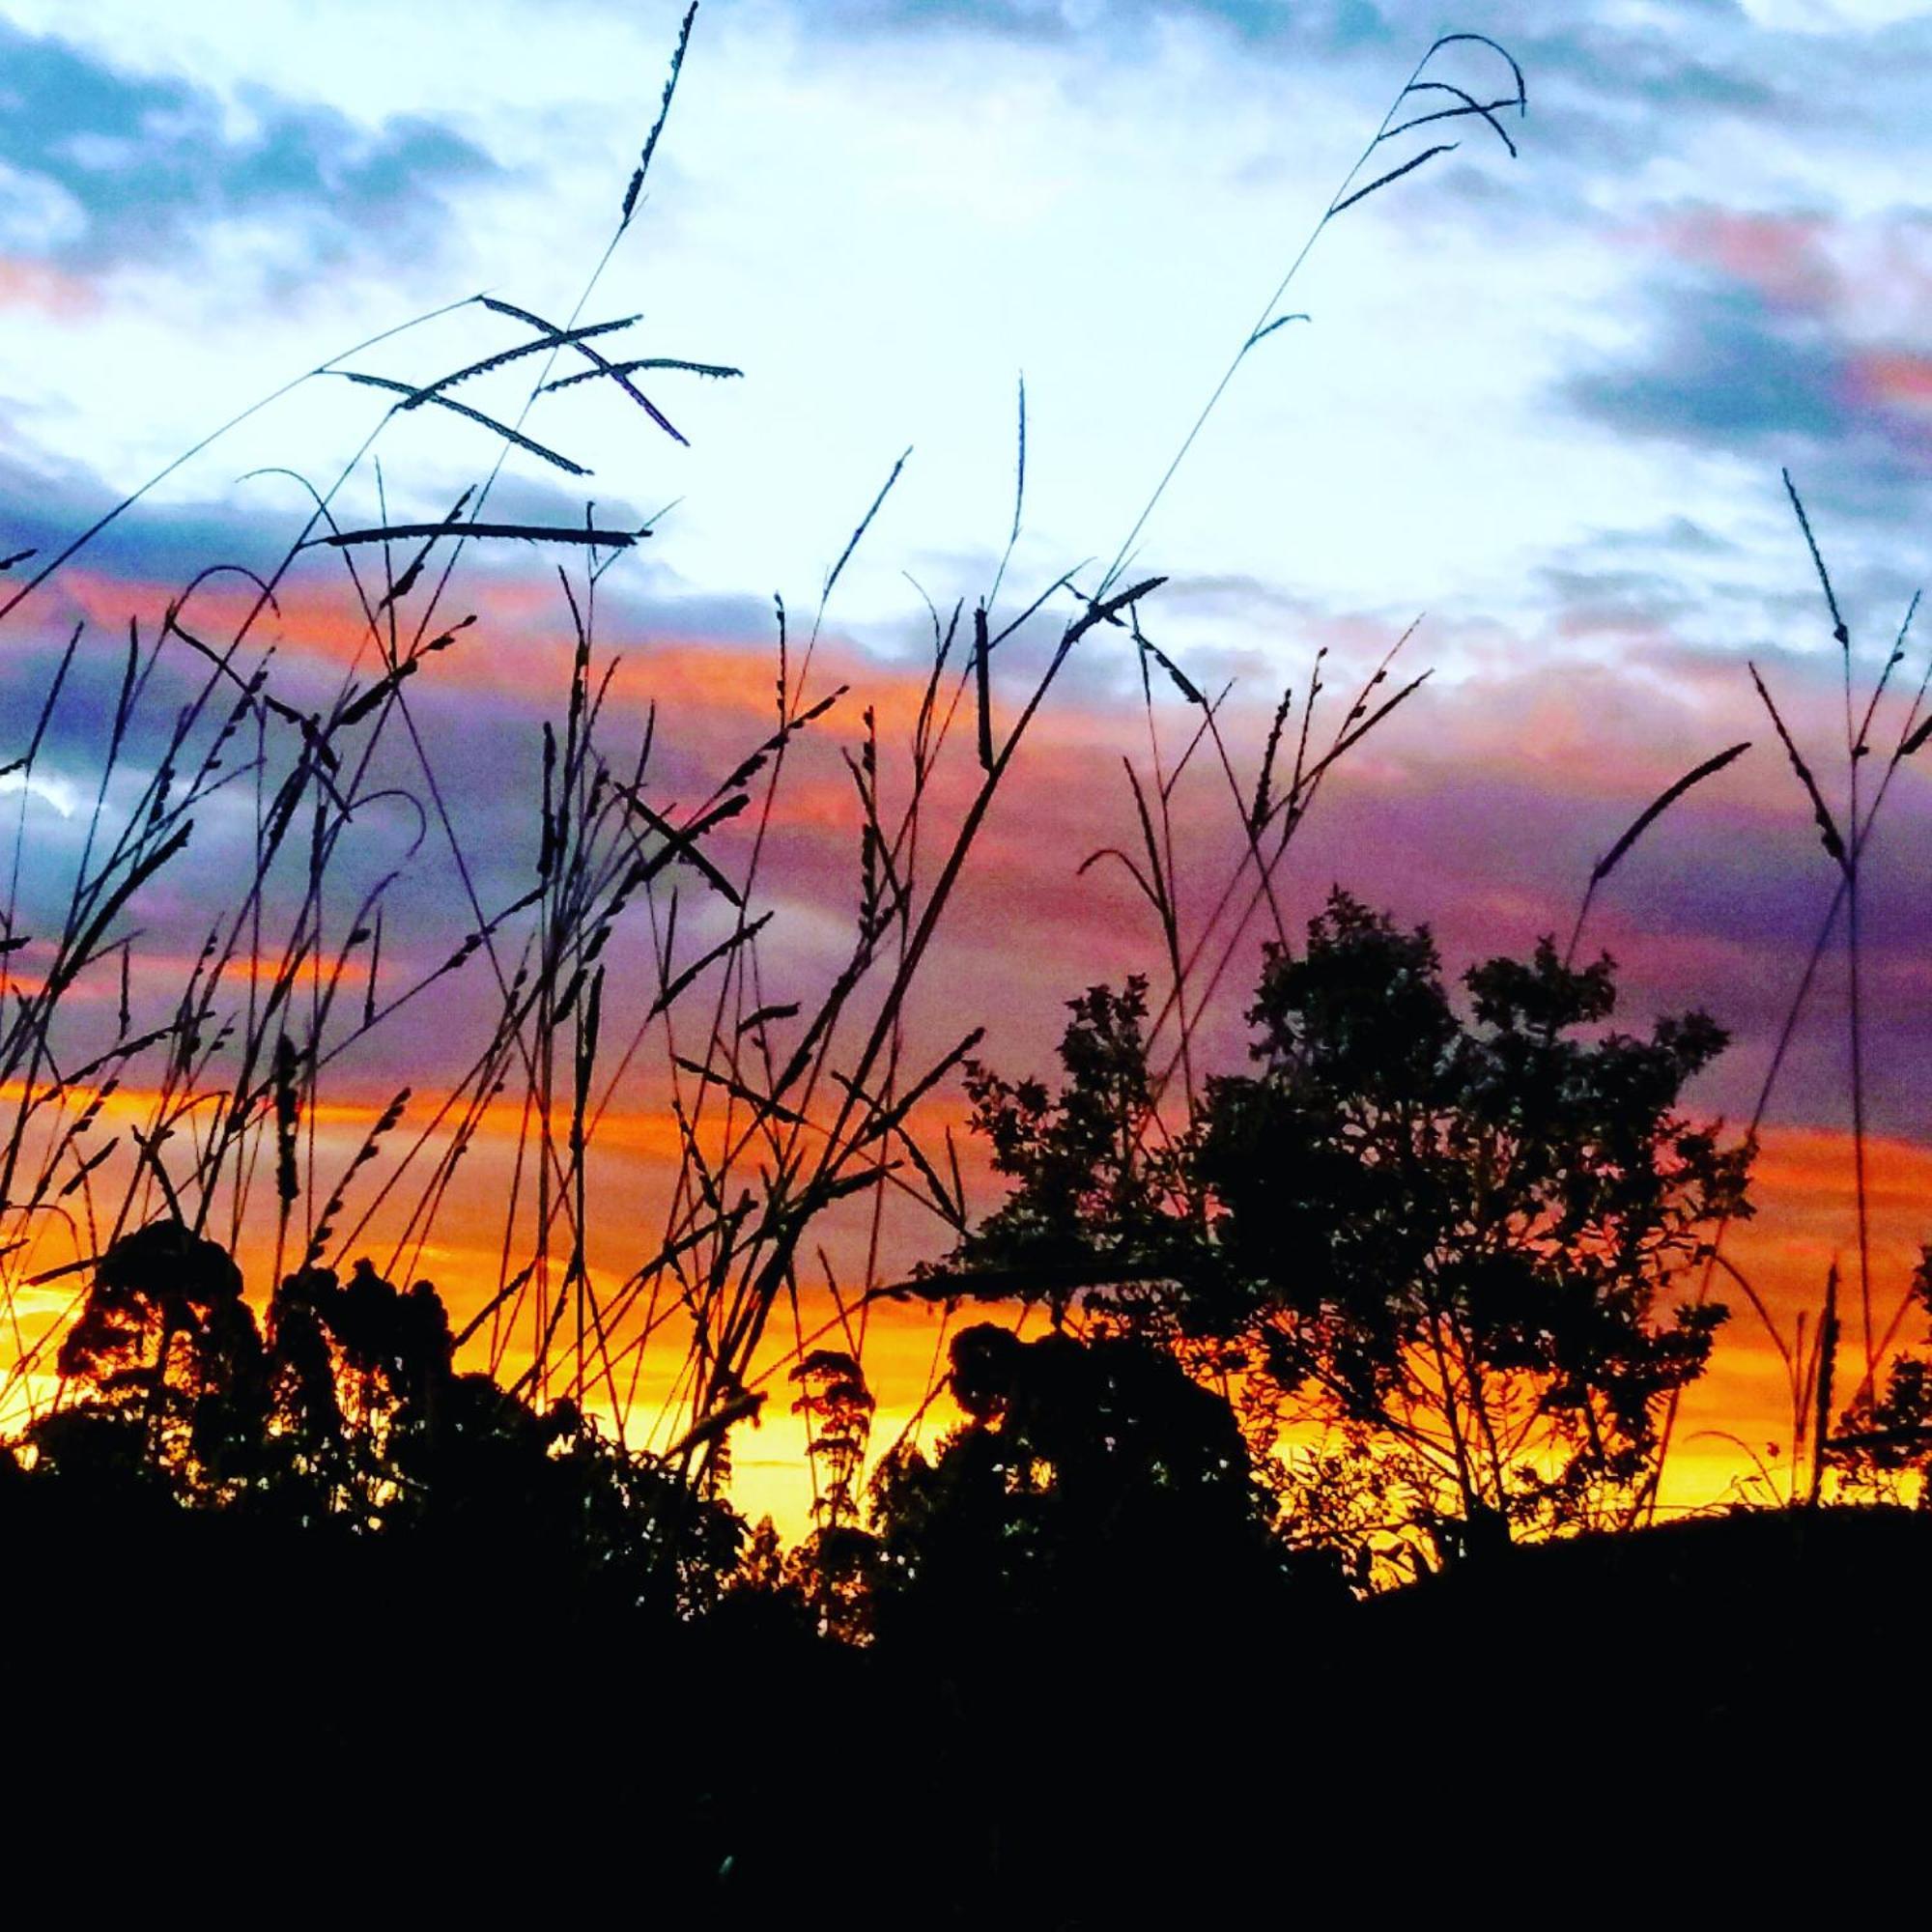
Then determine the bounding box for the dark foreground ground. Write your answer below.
[5,1495,1926,1921]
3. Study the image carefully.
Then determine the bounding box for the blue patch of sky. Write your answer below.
[0,18,497,272]
[1568,276,1849,447]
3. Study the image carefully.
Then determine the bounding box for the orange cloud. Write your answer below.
[1856,349,1932,414]
[1653,206,1836,309]
[10,550,1932,1541]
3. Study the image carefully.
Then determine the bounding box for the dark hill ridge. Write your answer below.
[4,1488,1926,1917]
[1374,1504,1932,1672]
[1365,1507,1932,1779]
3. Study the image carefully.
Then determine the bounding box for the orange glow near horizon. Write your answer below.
[3,569,1929,1557]
[3,1100,1918,1542]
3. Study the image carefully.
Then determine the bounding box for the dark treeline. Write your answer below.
[9,899,1932,1916]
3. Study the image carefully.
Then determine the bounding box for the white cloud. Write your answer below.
[0,0,1924,696]
[0,158,85,254]
[0,769,79,819]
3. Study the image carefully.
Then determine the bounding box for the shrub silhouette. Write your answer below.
[868,1321,1296,1650]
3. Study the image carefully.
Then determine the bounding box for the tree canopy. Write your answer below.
[933,890,1750,1579]
[18,1229,743,1617]
[868,1321,1298,1649]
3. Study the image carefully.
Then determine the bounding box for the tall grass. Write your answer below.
[1649,476,1932,1515]
[14,10,1898,1563]
[0,16,1541,1551]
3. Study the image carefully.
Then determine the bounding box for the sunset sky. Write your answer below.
[3,0,1931,1528]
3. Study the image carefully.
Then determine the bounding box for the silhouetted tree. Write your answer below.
[36,1221,268,1498]
[953,980,1199,1326]
[868,1321,1294,1648]
[940,891,1749,1579]
[792,1348,875,1531]
[21,1230,744,1616]
[1200,894,1747,1562]
[785,1348,882,1639]
[1833,1248,1932,1507]
[257,1263,352,1520]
